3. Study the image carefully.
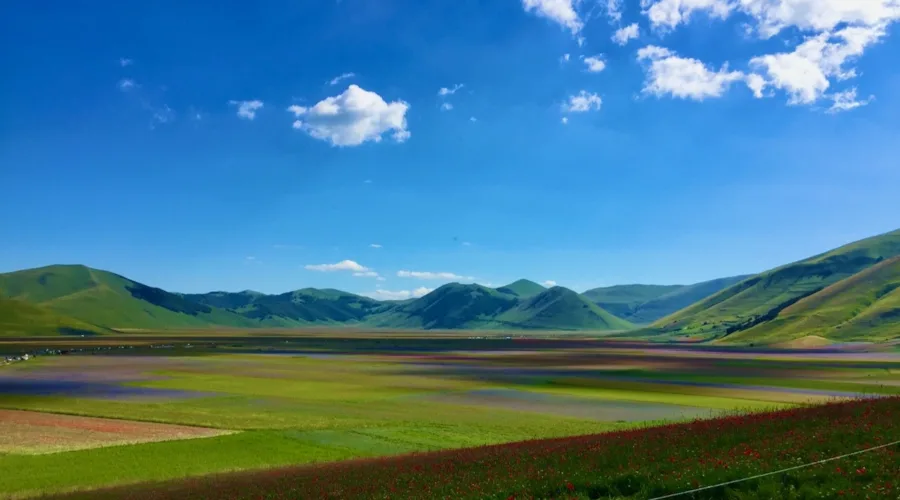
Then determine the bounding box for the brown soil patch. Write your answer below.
[0,409,233,454]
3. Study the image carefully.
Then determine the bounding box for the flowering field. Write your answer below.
[57,396,900,500]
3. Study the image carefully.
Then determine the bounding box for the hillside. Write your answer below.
[494,279,546,298]
[582,284,682,320]
[368,283,520,329]
[654,229,900,338]
[0,297,105,337]
[0,265,256,330]
[234,289,388,326]
[583,277,749,324]
[496,287,633,330]
[723,256,900,344]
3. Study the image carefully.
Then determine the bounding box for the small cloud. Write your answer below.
[583,55,607,73]
[469,117,477,122]
[376,276,386,281]
[637,45,743,101]
[440,102,453,111]
[461,241,472,246]
[119,58,133,67]
[328,72,356,86]
[369,243,382,248]
[561,116,569,124]
[230,100,264,120]
[606,0,623,22]
[305,260,369,272]
[561,90,602,112]
[397,270,473,280]
[288,85,409,146]
[118,79,136,91]
[246,256,256,261]
[827,88,874,114]
[542,280,557,287]
[353,271,380,278]
[438,84,464,96]
[521,0,583,36]
[613,23,640,45]
[560,53,571,63]
[151,104,175,125]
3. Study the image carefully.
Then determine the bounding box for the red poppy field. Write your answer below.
[55,396,900,500]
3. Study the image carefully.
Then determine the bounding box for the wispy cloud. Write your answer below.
[440,102,453,111]
[328,72,356,85]
[365,287,433,301]
[438,84,464,96]
[542,280,557,287]
[397,270,474,281]
[369,243,382,248]
[118,79,136,91]
[229,100,264,120]
[119,58,133,67]
[305,260,368,272]
[353,271,380,278]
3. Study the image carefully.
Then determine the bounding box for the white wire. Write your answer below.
[647,439,900,500]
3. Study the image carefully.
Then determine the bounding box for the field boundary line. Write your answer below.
[648,438,900,499]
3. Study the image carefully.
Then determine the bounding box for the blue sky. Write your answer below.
[2,0,899,299]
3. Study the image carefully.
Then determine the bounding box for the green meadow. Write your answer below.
[2,336,900,498]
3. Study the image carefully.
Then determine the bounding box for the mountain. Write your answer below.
[368,283,520,329]
[654,229,900,339]
[723,256,900,344]
[494,279,546,298]
[582,285,683,320]
[0,265,256,330]
[496,287,633,330]
[181,290,264,310]
[216,288,387,326]
[0,297,105,336]
[368,283,633,331]
[583,277,750,324]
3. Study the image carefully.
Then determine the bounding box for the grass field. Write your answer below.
[2,334,900,498]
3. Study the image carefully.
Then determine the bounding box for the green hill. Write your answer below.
[0,297,105,337]
[232,289,388,326]
[368,283,519,329]
[494,279,546,298]
[654,229,900,338]
[0,265,256,330]
[583,277,749,324]
[496,287,633,330]
[724,256,900,344]
[582,284,682,320]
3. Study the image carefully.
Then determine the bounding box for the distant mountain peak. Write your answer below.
[495,279,546,298]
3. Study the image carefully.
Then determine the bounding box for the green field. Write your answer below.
[3,335,900,498]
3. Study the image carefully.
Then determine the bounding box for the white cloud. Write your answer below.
[562,90,602,112]
[151,104,175,125]
[749,25,886,104]
[438,84,464,96]
[827,88,874,113]
[328,72,356,85]
[738,0,900,38]
[637,45,744,100]
[369,243,382,248]
[461,241,473,246]
[119,58,133,67]
[521,0,583,34]
[561,116,569,124]
[613,23,641,45]
[118,79,135,91]
[607,0,624,22]
[583,55,607,72]
[745,73,768,98]
[229,100,264,120]
[441,102,453,111]
[397,270,473,280]
[305,260,369,272]
[644,0,733,30]
[376,276,386,281]
[287,85,410,146]
[353,271,380,278]
[561,53,571,63]
[366,287,433,301]
[542,280,558,287]
[469,116,477,122]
